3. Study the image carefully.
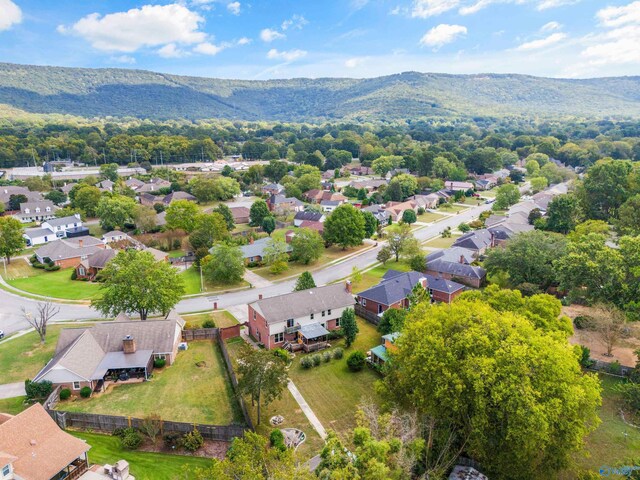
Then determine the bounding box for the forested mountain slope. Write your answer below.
[0,63,638,121]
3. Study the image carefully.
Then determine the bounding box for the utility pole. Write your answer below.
[200,263,204,293]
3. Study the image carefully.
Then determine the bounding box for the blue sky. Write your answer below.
[0,0,638,79]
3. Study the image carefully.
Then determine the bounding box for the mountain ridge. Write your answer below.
[0,62,639,121]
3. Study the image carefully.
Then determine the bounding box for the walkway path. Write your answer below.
[243,270,274,289]
[0,382,25,399]
[287,380,327,440]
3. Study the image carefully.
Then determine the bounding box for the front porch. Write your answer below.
[51,455,89,480]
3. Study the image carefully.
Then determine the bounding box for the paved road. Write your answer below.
[0,382,26,399]
[0,200,494,335]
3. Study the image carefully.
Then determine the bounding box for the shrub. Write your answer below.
[347,351,366,372]
[269,429,286,451]
[163,432,182,448]
[608,360,622,375]
[323,351,332,363]
[59,388,71,401]
[79,386,92,398]
[32,262,45,269]
[573,315,593,330]
[575,345,593,369]
[29,254,37,264]
[24,380,53,400]
[113,427,136,439]
[121,431,143,450]
[327,329,344,340]
[182,428,204,452]
[44,264,60,271]
[409,254,426,272]
[312,354,322,366]
[202,319,216,329]
[70,270,77,280]
[300,357,314,369]
[333,348,344,360]
[153,357,166,369]
[417,207,425,215]
[272,348,290,363]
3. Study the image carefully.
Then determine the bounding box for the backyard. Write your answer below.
[60,340,243,425]
[423,234,462,249]
[71,431,212,480]
[183,310,240,329]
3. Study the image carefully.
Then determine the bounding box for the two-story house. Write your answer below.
[14,201,58,223]
[247,282,356,352]
[23,214,87,246]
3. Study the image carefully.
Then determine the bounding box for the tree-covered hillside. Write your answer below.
[0,63,639,121]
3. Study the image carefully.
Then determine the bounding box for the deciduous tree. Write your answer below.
[290,228,324,265]
[203,244,245,284]
[165,199,200,232]
[249,199,270,227]
[323,204,365,250]
[340,308,359,347]
[0,217,25,264]
[261,216,276,236]
[21,301,59,344]
[294,271,316,291]
[493,183,520,210]
[96,194,136,231]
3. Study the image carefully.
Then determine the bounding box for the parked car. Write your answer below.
[485,199,496,204]
[0,330,4,339]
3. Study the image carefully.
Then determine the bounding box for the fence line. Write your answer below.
[217,335,255,431]
[182,328,219,341]
[586,358,634,378]
[355,304,380,326]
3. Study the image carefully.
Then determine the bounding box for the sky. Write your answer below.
[0,0,638,80]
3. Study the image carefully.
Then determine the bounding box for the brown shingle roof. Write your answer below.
[0,404,90,480]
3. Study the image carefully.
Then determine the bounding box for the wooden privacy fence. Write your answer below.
[182,327,219,341]
[217,335,255,431]
[47,410,247,442]
[355,304,380,326]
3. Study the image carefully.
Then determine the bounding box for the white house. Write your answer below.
[23,214,85,246]
[14,200,58,223]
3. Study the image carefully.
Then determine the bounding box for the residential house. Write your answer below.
[95,180,114,192]
[33,312,185,394]
[322,170,336,180]
[349,179,387,192]
[35,236,106,268]
[303,189,347,205]
[382,200,419,222]
[0,403,91,480]
[293,210,325,227]
[369,332,399,366]
[451,229,494,255]
[267,194,305,213]
[298,220,324,235]
[0,186,42,210]
[14,200,58,223]
[101,230,135,245]
[261,183,284,196]
[143,247,169,262]
[407,193,440,210]
[427,246,477,265]
[444,181,475,192]
[74,249,117,281]
[23,214,86,246]
[425,257,486,288]
[362,205,390,225]
[356,270,465,318]
[138,192,160,207]
[124,177,145,190]
[320,199,343,212]
[475,178,496,191]
[247,282,356,351]
[346,165,372,176]
[60,183,76,196]
[162,191,197,205]
[385,168,409,180]
[230,206,251,224]
[137,178,171,193]
[239,237,292,264]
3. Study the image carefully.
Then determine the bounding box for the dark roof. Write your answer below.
[426,247,476,265]
[86,248,117,269]
[294,211,324,222]
[358,270,425,306]
[488,225,515,241]
[452,229,493,251]
[45,215,81,227]
[164,191,196,203]
[426,259,486,279]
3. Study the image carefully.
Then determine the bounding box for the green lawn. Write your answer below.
[180,266,248,295]
[0,396,28,415]
[224,337,324,460]
[6,267,102,300]
[183,310,239,329]
[87,224,107,237]
[416,212,446,223]
[72,432,212,480]
[0,324,95,383]
[354,262,412,293]
[565,374,640,478]
[60,341,243,425]
[438,204,470,213]
[423,234,462,249]
[288,318,383,437]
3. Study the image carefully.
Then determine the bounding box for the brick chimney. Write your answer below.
[419,277,427,289]
[249,237,254,245]
[258,294,263,300]
[460,254,465,264]
[78,239,83,247]
[345,280,352,294]
[123,335,136,354]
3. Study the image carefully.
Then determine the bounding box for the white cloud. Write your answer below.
[419,24,467,48]
[540,21,562,32]
[260,28,285,42]
[537,0,580,10]
[267,48,307,62]
[157,43,187,57]
[193,41,225,55]
[351,0,370,10]
[597,1,640,27]
[281,14,308,31]
[459,0,579,15]
[345,57,368,68]
[59,3,206,52]
[0,0,22,31]
[110,55,136,64]
[237,36,251,45]
[227,1,241,15]
[459,0,498,15]
[411,0,459,18]
[516,32,566,50]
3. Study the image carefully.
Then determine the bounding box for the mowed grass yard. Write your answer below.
[71,432,212,480]
[224,337,324,460]
[0,396,28,415]
[183,310,239,329]
[180,266,248,295]
[288,318,383,436]
[60,341,243,425]
[423,234,462,249]
[353,262,412,294]
[416,211,446,223]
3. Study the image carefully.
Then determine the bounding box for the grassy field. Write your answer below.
[423,234,462,249]
[224,337,324,460]
[180,266,248,295]
[353,262,412,293]
[183,310,239,329]
[437,203,471,213]
[288,318,382,437]
[416,211,446,223]
[0,396,28,415]
[60,341,243,425]
[5,265,102,300]
[71,432,212,480]
[0,324,96,383]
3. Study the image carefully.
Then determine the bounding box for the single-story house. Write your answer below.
[320,199,343,212]
[239,237,292,264]
[425,258,486,288]
[267,194,305,213]
[294,210,325,227]
[137,178,172,193]
[0,403,91,480]
[125,177,145,190]
[162,191,197,205]
[444,181,475,192]
[33,311,185,394]
[262,183,284,196]
[369,332,399,366]
[407,194,440,210]
[35,236,105,268]
[382,200,419,222]
[95,179,114,192]
[0,186,42,210]
[248,282,356,351]
[362,205,391,225]
[346,165,372,176]
[230,206,251,224]
[14,200,58,223]
[142,247,169,262]
[75,248,117,280]
[349,179,387,192]
[299,220,324,235]
[101,230,134,245]
[304,189,347,205]
[139,192,162,207]
[385,168,409,180]
[427,246,477,265]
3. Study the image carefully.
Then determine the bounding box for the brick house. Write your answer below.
[33,311,185,395]
[230,206,251,224]
[238,237,292,264]
[74,249,117,281]
[425,258,486,288]
[267,194,305,213]
[0,403,91,480]
[247,283,355,351]
[35,236,106,269]
[303,189,347,205]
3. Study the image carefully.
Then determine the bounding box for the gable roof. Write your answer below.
[83,248,117,269]
[426,259,486,279]
[452,229,493,251]
[240,237,292,259]
[45,214,82,227]
[294,211,324,222]
[35,237,103,262]
[250,283,355,325]
[19,200,56,213]
[230,206,250,220]
[0,404,90,480]
[163,191,196,204]
[358,270,425,306]
[426,246,476,265]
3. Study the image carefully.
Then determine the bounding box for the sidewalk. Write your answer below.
[0,382,26,400]
[287,380,327,440]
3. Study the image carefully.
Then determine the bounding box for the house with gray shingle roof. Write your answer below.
[425,258,486,288]
[14,200,58,223]
[237,237,292,264]
[452,229,494,255]
[35,236,105,268]
[248,282,355,351]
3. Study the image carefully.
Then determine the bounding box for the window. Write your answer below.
[378,304,383,314]
[253,310,256,320]
[362,299,367,306]
[286,318,294,328]
[327,309,331,315]
[78,267,86,276]
[322,310,325,317]
[310,313,314,320]
[321,323,326,329]
[274,332,284,343]
[155,354,166,360]
[72,381,80,390]
[336,317,340,327]
[2,465,10,476]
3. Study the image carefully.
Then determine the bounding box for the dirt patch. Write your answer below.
[139,439,229,459]
[195,361,208,368]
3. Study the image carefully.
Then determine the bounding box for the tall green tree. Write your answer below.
[132,204,157,233]
[165,199,200,232]
[96,194,137,230]
[578,159,634,220]
[493,183,521,210]
[615,194,640,237]
[71,185,102,217]
[387,222,414,262]
[361,210,378,238]
[203,244,245,283]
[545,194,582,234]
[290,228,324,265]
[385,298,601,480]
[401,209,417,225]
[294,271,316,291]
[0,217,25,264]
[249,199,270,227]
[92,250,184,320]
[189,213,229,250]
[323,204,365,250]
[212,203,235,231]
[99,162,119,181]
[236,346,289,425]
[340,308,359,347]
[261,216,276,236]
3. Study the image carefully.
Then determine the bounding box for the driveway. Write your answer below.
[243,269,274,289]
[0,382,26,399]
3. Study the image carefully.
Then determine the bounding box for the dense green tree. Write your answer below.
[529,176,548,193]
[578,159,634,220]
[290,228,324,264]
[261,216,276,236]
[378,308,407,335]
[401,209,417,225]
[249,199,270,227]
[376,245,392,265]
[615,194,640,237]
[132,204,157,233]
[203,244,245,283]
[212,203,235,231]
[8,194,27,211]
[323,204,365,249]
[493,183,520,210]
[263,238,289,266]
[387,222,414,262]
[385,298,601,480]
[96,195,136,230]
[164,199,200,232]
[0,217,25,264]
[361,210,378,238]
[211,176,241,201]
[189,213,229,250]
[44,190,67,205]
[92,250,184,320]
[294,271,316,291]
[545,193,582,234]
[72,185,102,217]
[340,308,359,347]
[99,162,119,181]
[264,160,289,182]
[371,155,403,176]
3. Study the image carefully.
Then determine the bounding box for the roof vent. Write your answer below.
[30,439,37,446]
